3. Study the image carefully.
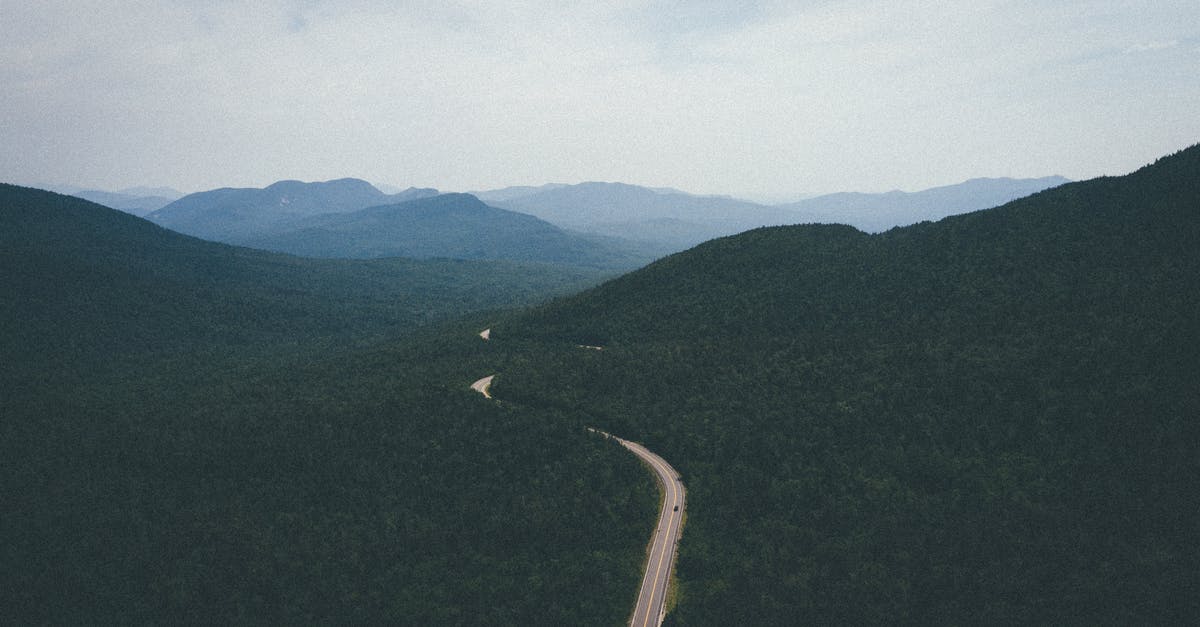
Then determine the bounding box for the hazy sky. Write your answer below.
[3,1,1198,199]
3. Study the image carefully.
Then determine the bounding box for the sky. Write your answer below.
[2,1,1198,200]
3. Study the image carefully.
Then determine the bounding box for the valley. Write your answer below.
[7,3,1197,624]
[2,145,1197,624]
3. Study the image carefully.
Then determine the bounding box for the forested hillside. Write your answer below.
[5,141,1196,624]
[492,146,1200,623]
[1,185,656,624]
[0,185,607,381]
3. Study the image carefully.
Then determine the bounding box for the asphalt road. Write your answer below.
[472,328,684,625]
[594,430,686,627]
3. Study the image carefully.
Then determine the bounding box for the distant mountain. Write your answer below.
[24,183,182,216]
[245,192,654,269]
[386,186,441,203]
[500,145,1200,623]
[117,185,184,200]
[492,181,800,249]
[375,183,439,197]
[778,176,1070,232]
[471,183,569,204]
[67,189,176,216]
[489,178,1071,250]
[146,178,439,243]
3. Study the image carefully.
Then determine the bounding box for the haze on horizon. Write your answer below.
[2,1,1198,200]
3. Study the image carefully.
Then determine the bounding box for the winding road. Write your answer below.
[597,430,686,627]
[472,331,685,626]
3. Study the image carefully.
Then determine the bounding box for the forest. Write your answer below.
[491,145,1200,623]
[3,144,1198,624]
[1,187,654,624]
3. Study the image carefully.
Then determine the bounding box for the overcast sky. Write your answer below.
[2,1,1198,199]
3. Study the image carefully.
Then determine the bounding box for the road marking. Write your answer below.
[612,437,682,627]
[640,453,677,627]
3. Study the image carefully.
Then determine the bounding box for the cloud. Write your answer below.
[2,1,1199,196]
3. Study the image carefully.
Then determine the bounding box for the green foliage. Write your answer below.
[496,145,1200,623]
[0,184,609,383]
[1,329,657,624]
[0,186,654,624]
[5,141,1198,624]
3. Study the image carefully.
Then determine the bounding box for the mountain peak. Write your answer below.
[263,178,382,194]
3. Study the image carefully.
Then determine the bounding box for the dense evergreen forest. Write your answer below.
[4,143,1197,624]
[2,327,658,624]
[0,185,611,381]
[492,146,1200,623]
[1,186,656,624]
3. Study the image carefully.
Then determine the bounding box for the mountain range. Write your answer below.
[778,175,1072,232]
[490,176,1070,249]
[69,175,1072,262]
[2,144,1196,623]
[147,178,439,243]
[489,181,799,249]
[33,184,185,216]
[146,179,650,268]
[243,192,654,268]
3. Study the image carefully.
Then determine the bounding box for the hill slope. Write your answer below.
[146,178,438,242]
[244,192,654,268]
[0,184,601,382]
[494,146,1200,623]
[1,184,653,624]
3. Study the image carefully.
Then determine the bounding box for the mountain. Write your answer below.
[118,185,184,199]
[244,192,654,269]
[1,183,650,624]
[0,184,602,381]
[779,175,1070,232]
[471,183,569,203]
[492,181,801,249]
[146,178,439,243]
[492,146,1200,623]
[67,189,177,216]
[490,178,1069,251]
[375,182,439,197]
[29,183,183,216]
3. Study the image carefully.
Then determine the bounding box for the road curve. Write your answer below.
[593,429,686,627]
[471,329,684,624]
[470,375,495,399]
